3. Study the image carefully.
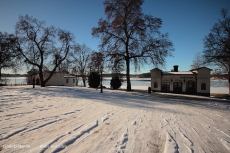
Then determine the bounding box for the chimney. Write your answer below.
[173,65,179,72]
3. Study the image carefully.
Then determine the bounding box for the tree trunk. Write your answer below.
[39,70,45,87]
[83,78,86,87]
[125,58,131,91]
[41,81,46,87]
[0,68,1,80]
[228,74,230,95]
[228,62,230,94]
[229,80,230,95]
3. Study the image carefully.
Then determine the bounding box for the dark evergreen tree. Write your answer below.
[0,32,19,80]
[88,72,100,88]
[110,75,122,89]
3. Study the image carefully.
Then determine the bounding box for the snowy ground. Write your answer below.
[121,85,229,94]
[0,86,230,153]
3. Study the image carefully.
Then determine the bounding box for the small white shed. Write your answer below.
[27,70,77,86]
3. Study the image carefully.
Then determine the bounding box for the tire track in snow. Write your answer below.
[212,126,230,151]
[50,120,98,153]
[199,121,230,151]
[2,127,28,139]
[179,106,230,152]
[62,110,81,115]
[36,134,66,153]
[77,108,130,153]
[3,109,81,138]
[169,112,194,152]
[31,124,85,153]
[218,137,230,151]
[160,111,194,153]
[214,126,230,138]
[25,119,63,133]
[177,128,194,153]
[163,132,179,153]
[46,108,117,152]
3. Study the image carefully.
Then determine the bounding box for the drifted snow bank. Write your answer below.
[0,86,230,153]
[121,85,229,94]
[211,86,228,94]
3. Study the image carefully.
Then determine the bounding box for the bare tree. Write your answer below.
[190,52,205,69]
[92,0,174,91]
[111,57,125,75]
[203,8,230,93]
[58,59,71,74]
[15,15,74,87]
[0,32,19,80]
[89,51,104,73]
[71,44,92,87]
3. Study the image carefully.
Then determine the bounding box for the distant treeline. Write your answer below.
[2,73,152,78]
[1,73,27,77]
[2,73,225,79]
[139,73,151,78]
[102,73,150,78]
[102,74,141,78]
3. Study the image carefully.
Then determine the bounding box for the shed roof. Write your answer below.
[162,71,193,75]
[190,67,212,71]
[64,74,76,78]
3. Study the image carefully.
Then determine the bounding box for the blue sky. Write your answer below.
[1,0,230,74]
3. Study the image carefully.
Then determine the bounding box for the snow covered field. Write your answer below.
[0,86,230,153]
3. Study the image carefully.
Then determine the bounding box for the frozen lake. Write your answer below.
[1,77,228,94]
[0,77,27,85]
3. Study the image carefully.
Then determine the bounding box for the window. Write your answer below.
[201,83,206,90]
[73,79,75,83]
[154,82,158,88]
[162,82,170,91]
[66,79,69,83]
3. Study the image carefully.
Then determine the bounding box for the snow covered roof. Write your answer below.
[64,74,76,78]
[162,71,193,75]
[190,67,212,71]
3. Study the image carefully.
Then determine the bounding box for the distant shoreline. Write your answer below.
[1,74,27,77]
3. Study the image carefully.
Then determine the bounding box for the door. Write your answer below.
[36,78,40,85]
[161,82,170,92]
[173,82,182,93]
[186,80,196,93]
